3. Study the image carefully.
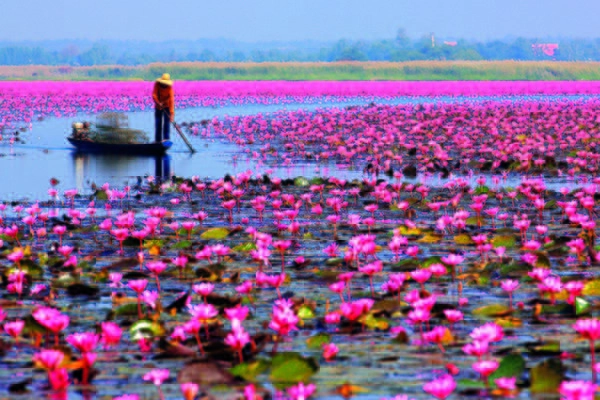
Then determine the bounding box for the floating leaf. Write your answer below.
[454,234,474,245]
[534,252,551,268]
[232,242,257,252]
[269,352,319,385]
[396,225,421,236]
[576,297,591,316]
[527,341,561,355]
[129,319,165,341]
[15,260,43,278]
[172,240,192,249]
[325,257,344,267]
[417,233,443,243]
[472,304,512,318]
[466,216,486,226]
[229,359,271,381]
[421,256,443,269]
[297,305,315,320]
[489,354,525,386]
[360,313,390,331]
[306,333,330,350]
[539,303,572,316]
[494,317,522,328]
[544,199,557,210]
[95,190,109,201]
[113,302,142,317]
[294,177,310,187]
[583,279,600,296]
[372,299,401,313]
[457,379,486,390]
[491,235,517,249]
[530,359,564,393]
[201,227,230,240]
[143,239,164,249]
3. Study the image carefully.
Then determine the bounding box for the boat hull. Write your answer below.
[68,138,172,155]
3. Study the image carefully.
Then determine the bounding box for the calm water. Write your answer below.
[1,95,594,200]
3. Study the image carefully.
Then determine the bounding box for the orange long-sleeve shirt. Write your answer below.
[152,82,175,117]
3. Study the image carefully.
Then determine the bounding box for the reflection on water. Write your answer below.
[72,153,172,194]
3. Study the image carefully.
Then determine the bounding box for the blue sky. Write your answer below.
[2,0,599,42]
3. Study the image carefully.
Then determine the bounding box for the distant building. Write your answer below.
[443,41,458,47]
[531,43,559,56]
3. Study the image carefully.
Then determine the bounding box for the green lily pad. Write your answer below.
[325,258,344,267]
[534,253,551,268]
[544,199,557,210]
[530,359,564,393]
[454,234,474,245]
[417,233,443,243]
[360,313,390,331]
[466,216,486,226]
[491,235,517,249]
[472,304,512,317]
[229,359,271,381]
[200,228,230,240]
[457,379,486,390]
[297,305,315,320]
[114,302,142,317]
[95,190,109,201]
[129,319,165,340]
[421,256,443,269]
[269,352,319,385]
[583,279,600,296]
[306,333,331,350]
[143,239,165,249]
[294,177,310,187]
[489,354,525,386]
[396,225,421,236]
[576,297,591,316]
[232,242,257,252]
[172,240,193,249]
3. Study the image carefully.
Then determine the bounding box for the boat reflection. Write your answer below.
[72,153,171,192]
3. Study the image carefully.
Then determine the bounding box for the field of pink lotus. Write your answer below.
[2,80,600,129]
[2,85,600,399]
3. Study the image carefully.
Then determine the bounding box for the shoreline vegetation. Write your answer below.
[2,61,600,81]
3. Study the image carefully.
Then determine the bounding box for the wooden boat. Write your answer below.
[67,137,172,155]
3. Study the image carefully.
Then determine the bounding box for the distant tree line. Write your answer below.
[1,30,599,66]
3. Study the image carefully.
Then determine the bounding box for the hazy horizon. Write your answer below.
[2,0,600,42]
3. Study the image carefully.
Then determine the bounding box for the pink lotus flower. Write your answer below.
[4,320,24,342]
[143,368,169,399]
[559,380,596,400]
[181,383,200,400]
[287,382,316,400]
[423,374,456,399]
[225,327,251,363]
[322,342,339,361]
[66,332,98,353]
[472,359,499,384]
[33,349,64,370]
[48,368,70,391]
[101,321,122,349]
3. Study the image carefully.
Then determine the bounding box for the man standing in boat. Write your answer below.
[152,73,175,143]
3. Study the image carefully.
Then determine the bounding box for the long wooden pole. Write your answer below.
[164,110,196,153]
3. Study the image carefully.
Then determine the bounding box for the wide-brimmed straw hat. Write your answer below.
[156,73,173,86]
